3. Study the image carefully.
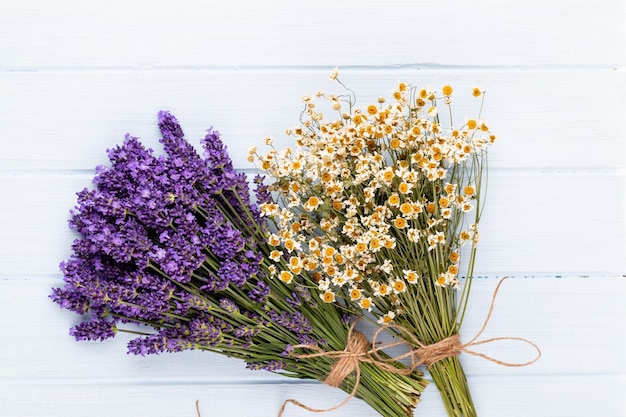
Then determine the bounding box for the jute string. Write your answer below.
[278,277,542,416]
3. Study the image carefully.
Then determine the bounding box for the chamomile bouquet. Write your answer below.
[251,70,495,417]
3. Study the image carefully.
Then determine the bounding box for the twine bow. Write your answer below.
[278,277,541,416]
[277,321,395,416]
[369,277,542,369]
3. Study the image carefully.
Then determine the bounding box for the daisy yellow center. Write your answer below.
[394,218,407,229]
[406,272,417,282]
[280,271,293,283]
[400,202,413,215]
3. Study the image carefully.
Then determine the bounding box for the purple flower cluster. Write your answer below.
[253,175,273,206]
[246,360,287,372]
[268,310,316,345]
[51,112,319,364]
[285,283,320,316]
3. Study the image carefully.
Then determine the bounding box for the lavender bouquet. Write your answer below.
[51,111,427,417]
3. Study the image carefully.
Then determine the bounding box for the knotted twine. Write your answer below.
[278,277,542,416]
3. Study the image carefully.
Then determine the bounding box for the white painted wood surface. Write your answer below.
[1,1,625,416]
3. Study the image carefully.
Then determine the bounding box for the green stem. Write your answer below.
[428,356,476,417]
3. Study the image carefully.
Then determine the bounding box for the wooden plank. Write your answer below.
[1,170,623,277]
[1,276,624,382]
[474,170,626,276]
[1,69,624,171]
[0,376,624,417]
[1,0,624,69]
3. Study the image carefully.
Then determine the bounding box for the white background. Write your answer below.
[1,1,625,416]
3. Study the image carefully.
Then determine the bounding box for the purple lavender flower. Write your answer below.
[69,319,117,342]
[202,126,232,172]
[246,360,287,372]
[234,325,260,339]
[285,292,301,308]
[247,280,270,304]
[209,222,245,259]
[51,111,329,378]
[188,317,224,347]
[50,286,89,315]
[253,175,272,206]
[294,283,316,308]
[219,298,239,314]
[127,331,179,356]
[267,310,314,342]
